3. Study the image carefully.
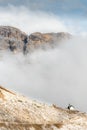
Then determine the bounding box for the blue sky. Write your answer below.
[0,0,86,34]
[0,0,87,16]
[0,0,86,17]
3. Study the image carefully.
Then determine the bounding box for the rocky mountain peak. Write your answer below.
[0,26,71,53]
[0,26,27,41]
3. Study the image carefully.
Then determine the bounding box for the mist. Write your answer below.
[0,5,87,112]
[0,36,86,112]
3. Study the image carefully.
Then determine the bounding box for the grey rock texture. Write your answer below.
[0,26,28,53]
[0,26,71,53]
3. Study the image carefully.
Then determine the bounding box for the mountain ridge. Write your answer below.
[0,26,71,53]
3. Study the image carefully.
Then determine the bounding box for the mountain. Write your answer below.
[0,26,71,53]
[0,86,87,130]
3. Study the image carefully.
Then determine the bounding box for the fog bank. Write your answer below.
[0,36,87,111]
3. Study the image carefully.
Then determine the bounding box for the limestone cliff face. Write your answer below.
[0,26,28,53]
[0,26,27,41]
[0,26,71,53]
[0,86,87,130]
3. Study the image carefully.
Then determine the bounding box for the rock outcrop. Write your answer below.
[0,26,28,53]
[0,26,71,53]
[0,86,87,130]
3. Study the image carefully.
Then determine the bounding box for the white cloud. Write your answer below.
[0,5,68,34]
[0,5,86,35]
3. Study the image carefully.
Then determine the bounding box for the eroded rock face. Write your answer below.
[29,32,71,43]
[28,32,71,50]
[0,26,27,41]
[0,26,71,53]
[0,26,28,53]
[0,86,87,130]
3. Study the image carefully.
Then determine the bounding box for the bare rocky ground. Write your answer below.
[0,86,87,130]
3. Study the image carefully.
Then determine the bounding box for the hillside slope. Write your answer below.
[0,86,87,130]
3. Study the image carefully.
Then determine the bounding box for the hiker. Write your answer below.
[67,104,75,110]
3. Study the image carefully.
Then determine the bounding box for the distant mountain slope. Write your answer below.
[0,86,87,130]
[0,26,71,53]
